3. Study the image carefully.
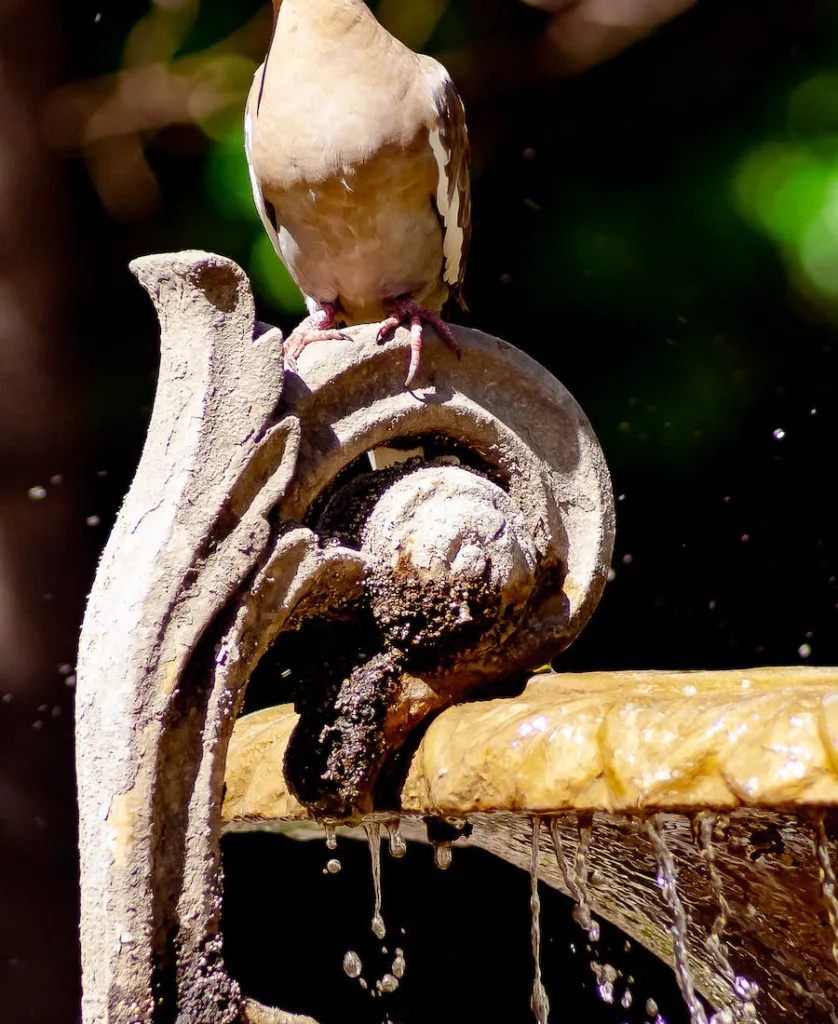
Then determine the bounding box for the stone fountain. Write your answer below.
[76,251,838,1024]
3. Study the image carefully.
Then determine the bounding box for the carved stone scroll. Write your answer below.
[76,251,614,1022]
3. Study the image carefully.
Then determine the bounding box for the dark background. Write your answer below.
[1,0,836,1020]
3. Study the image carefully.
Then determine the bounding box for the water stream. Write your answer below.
[547,815,598,940]
[693,812,759,1021]
[813,810,838,966]
[647,815,709,1024]
[364,821,387,940]
[529,817,551,1024]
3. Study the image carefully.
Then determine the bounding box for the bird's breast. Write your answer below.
[266,134,447,322]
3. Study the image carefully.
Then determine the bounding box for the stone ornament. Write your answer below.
[76,250,613,1022]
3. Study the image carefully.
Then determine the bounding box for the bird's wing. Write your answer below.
[420,56,471,307]
[244,65,280,252]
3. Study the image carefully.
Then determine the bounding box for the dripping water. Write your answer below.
[343,950,362,978]
[386,819,407,859]
[547,815,597,939]
[693,812,759,1021]
[391,947,406,979]
[813,810,838,966]
[364,821,386,940]
[529,817,550,1024]
[647,815,708,1024]
[433,841,453,870]
[324,823,337,850]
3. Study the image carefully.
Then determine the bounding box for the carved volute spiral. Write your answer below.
[75,252,614,1023]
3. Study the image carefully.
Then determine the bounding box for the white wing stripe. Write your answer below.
[428,124,463,287]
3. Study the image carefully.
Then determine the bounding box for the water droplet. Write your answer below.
[86,515,101,527]
[621,988,633,1009]
[799,643,812,659]
[342,950,362,978]
[733,976,759,1001]
[377,973,399,994]
[597,981,614,1004]
[391,949,405,979]
[622,553,633,565]
[325,858,341,874]
[365,821,386,939]
[433,842,453,870]
[591,961,617,1004]
[646,998,659,1016]
[50,474,64,486]
[772,428,786,440]
[28,486,47,501]
[386,820,407,858]
[324,823,337,850]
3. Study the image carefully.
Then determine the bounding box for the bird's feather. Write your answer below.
[422,56,471,307]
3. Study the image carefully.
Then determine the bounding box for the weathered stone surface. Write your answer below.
[403,666,838,814]
[77,250,614,1022]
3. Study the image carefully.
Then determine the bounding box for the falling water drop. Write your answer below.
[621,987,633,1009]
[693,812,759,1020]
[812,811,838,965]
[324,858,341,875]
[377,973,400,994]
[591,961,617,1004]
[433,842,453,870]
[343,950,362,978]
[647,816,709,1024]
[391,948,406,979]
[324,823,337,850]
[364,821,386,940]
[386,819,407,859]
[548,815,598,939]
[529,818,550,1024]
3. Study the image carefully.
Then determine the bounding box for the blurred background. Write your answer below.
[2,0,836,1020]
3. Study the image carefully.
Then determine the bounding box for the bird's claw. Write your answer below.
[283,304,351,361]
[375,300,460,387]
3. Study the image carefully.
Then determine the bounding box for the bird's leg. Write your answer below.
[376,298,460,387]
[284,302,349,360]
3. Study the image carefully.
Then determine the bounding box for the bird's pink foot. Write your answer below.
[376,299,460,387]
[284,303,349,361]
